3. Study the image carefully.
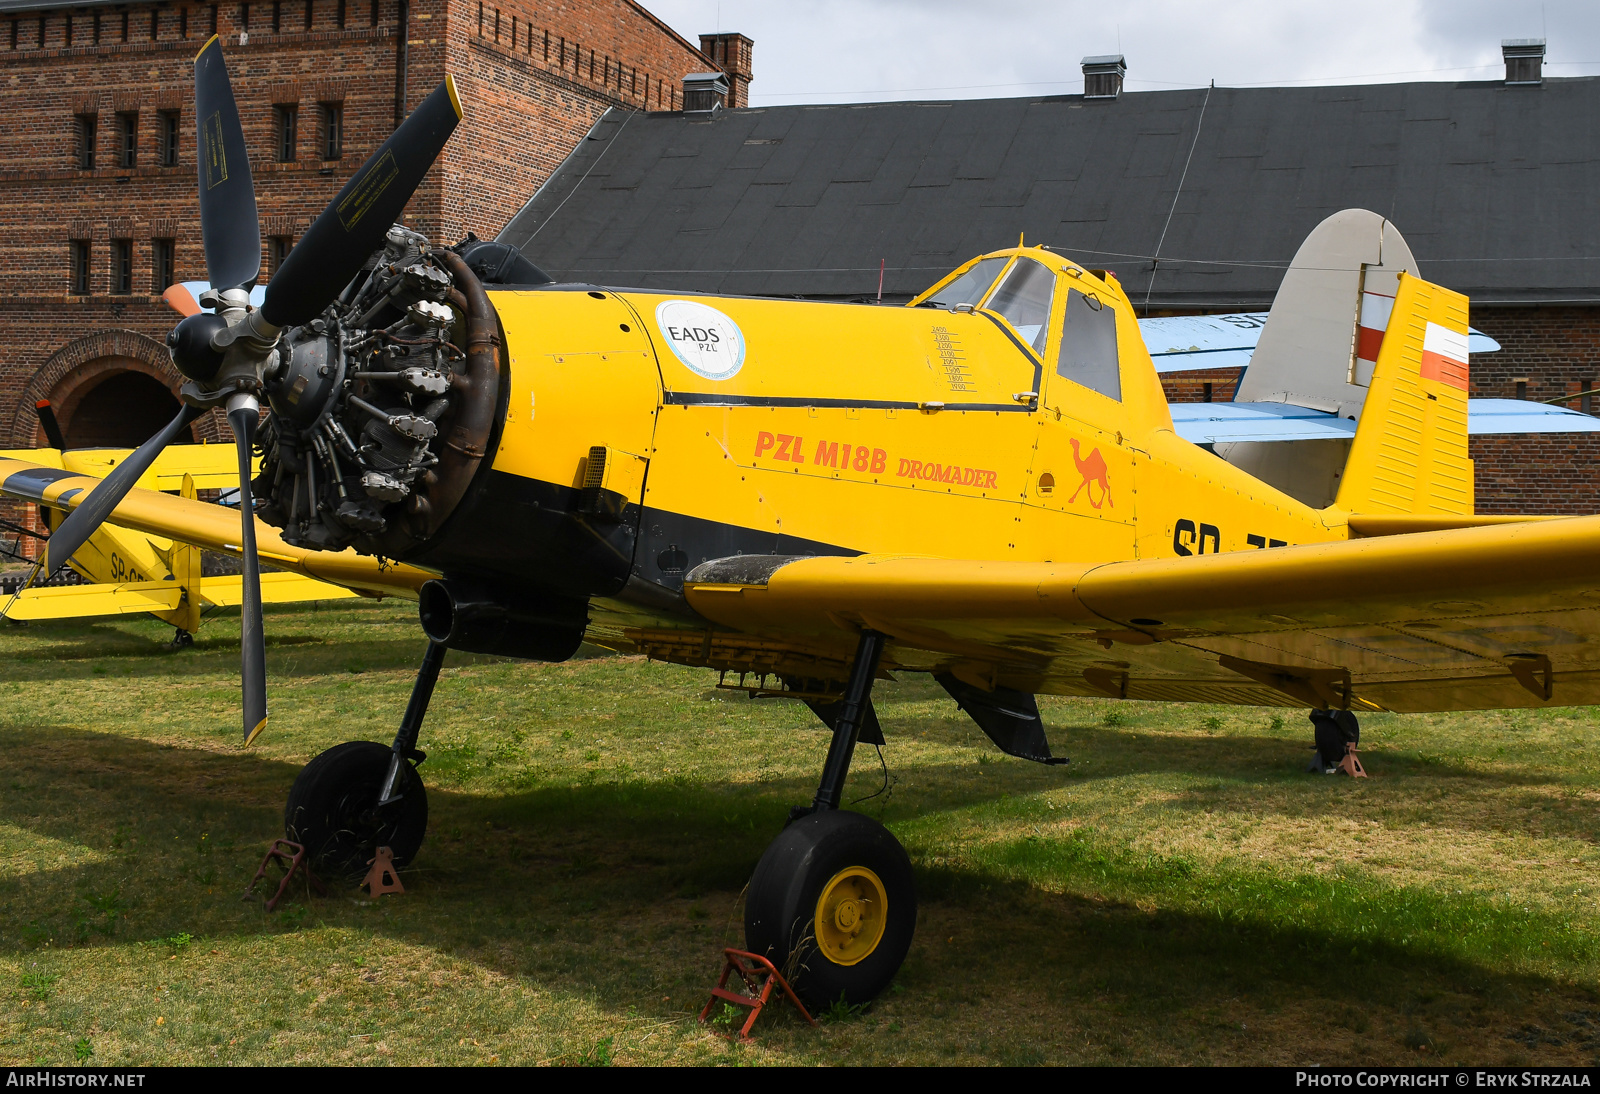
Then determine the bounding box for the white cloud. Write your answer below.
[644,0,1600,104]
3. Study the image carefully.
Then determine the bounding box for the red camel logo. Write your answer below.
[1069,438,1113,509]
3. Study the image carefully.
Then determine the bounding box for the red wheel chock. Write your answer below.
[1340,744,1368,778]
[246,839,326,912]
[699,948,817,1040]
[362,846,405,897]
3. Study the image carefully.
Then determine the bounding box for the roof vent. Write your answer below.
[1082,55,1126,99]
[682,72,729,113]
[1502,39,1545,86]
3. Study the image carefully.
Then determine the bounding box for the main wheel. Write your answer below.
[284,741,428,880]
[745,810,916,1008]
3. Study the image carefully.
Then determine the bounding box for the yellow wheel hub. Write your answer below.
[814,866,888,966]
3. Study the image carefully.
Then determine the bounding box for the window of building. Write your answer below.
[76,114,97,170]
[111,239,133,294]
[337,0,345,28]
[272,0,280,31]
[269,236,292,275]
[319,102,342,159]
[275,104,297,161]
[304,0,312,30]
[179,6,187,36]
[117,112,137,168]
[159,111,179,166]
[152,237,175,292]
[70,240,90,294]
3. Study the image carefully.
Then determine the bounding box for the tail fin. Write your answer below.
[1333,272,1473,515]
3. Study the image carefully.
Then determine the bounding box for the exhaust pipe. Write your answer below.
[418,579,588,661]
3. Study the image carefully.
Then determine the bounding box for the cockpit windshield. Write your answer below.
[983,258,1055,354]
[923,256,1010,311]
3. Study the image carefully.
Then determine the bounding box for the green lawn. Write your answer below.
[3,598,1599,1065]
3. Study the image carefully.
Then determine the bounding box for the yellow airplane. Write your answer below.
[3,41,1589,1006]
[1,436,355,637]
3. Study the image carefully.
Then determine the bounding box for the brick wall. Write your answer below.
[437,0,710,243]
[1471,433,1600,515]
[1159,366,1244,404]
[0,0,731,554]
[1468,305,1600,406]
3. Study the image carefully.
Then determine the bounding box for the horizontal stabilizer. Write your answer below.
[935,673,1067,765]
[1141,313,1500,374]
[1170,398,1600,445]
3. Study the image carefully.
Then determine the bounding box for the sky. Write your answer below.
[644,0,1600,105]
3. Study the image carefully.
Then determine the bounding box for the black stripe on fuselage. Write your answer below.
[661,392,1025,412]
[409,467,858,606]
[980,312,1045,396]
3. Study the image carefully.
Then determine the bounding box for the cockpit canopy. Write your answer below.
[922,254,1056,355]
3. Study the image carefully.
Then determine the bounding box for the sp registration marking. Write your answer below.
[751,431,999,490]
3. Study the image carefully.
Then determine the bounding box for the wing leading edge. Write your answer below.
[0,454,432,600]
[682,520,1600,713]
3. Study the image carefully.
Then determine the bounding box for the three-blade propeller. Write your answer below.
[40,35,461,744]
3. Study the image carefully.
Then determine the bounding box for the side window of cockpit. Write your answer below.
[983,257,1054,355]
[925,256,1009,310]
[1057,289,1121,401]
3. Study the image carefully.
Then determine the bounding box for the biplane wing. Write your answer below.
[0,453,432,602]
[680,514,1600,714]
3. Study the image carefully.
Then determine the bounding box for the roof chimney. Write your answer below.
[699,32,753,109]
[1082,54,1126,99]
[682,72,730,113]
[1502,39,1545,86]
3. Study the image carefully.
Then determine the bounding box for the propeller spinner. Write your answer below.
[43,35,462,744]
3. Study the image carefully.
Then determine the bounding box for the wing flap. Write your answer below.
[683,518,1600,712]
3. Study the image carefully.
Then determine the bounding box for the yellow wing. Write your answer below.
[1,453,432,601]
[681,518,1600,713]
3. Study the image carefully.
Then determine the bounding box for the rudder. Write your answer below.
[1333,272,1473,515]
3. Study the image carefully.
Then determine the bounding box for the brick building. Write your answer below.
[499,47,1600,514]
[0,0,747,470]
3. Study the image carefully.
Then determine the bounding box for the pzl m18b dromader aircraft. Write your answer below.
[4,42,1595,1006]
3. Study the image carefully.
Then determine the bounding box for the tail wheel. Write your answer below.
[745,810,916,1007]
[284,741,427,880]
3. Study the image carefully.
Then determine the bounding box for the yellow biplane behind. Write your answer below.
[1,440,356,639]
[5,42,1594,1007]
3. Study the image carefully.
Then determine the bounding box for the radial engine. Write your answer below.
[251,229,532,559]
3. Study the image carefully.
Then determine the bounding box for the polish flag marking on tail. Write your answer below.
[1353,291,1395,385]
[1420,323,1470,390]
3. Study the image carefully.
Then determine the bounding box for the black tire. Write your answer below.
[284,741,427,880]
[745,810,916,1008]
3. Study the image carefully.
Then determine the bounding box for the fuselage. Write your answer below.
[412,247,1349,646]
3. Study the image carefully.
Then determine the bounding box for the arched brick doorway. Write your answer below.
[52,360,182,448]
[10,329,228,448]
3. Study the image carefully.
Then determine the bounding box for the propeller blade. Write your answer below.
[34,400,66,450]
[194,36,261,292]
[40,404,202,578]
[161,283,202,318]
[228,402,269,745]
[262,77,463,328]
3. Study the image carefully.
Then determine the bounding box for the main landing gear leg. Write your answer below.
[745,630,917,1007]
[283,641,443,879]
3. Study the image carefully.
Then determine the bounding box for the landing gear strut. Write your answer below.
[283,641,445,878]
[745,630,917,1007]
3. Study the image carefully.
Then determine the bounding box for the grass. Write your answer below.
[3,598,1600,1065]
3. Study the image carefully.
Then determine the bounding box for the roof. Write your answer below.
[498,77,1600,307]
